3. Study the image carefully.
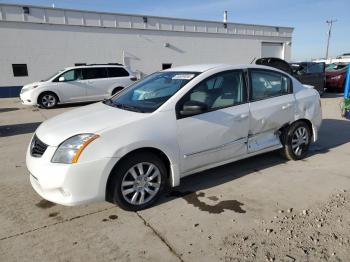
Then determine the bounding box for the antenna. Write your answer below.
[325,19,337,60]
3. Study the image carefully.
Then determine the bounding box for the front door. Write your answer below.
[176,70,250,174]
[296,63,325,94]
[55,69,87,102]
[248,68,295,152]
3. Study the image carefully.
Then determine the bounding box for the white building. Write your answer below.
[0,3,293,97]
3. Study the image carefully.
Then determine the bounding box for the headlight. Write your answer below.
[331,75,342,80]
[51,134,99,164]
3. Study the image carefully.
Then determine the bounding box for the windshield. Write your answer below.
[106,71,200,113]
[41,70,64,82]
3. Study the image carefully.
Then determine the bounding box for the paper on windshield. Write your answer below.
[172,74,195,80]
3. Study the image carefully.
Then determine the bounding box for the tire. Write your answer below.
[111,87,124,96]
[38,92,58,109]
[108,152,167,211]
[280,121,311,160]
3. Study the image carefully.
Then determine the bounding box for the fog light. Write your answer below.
[27,99,31,102]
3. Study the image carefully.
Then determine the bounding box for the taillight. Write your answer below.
[130,77,137,81]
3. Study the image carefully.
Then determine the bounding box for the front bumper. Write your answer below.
[20,91,37,106]
[27,142,119,206]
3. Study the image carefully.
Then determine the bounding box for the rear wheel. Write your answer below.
[108,152,167,211]
[38,92,58,109]
[281,121,311,160]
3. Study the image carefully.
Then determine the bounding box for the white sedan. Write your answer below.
[26,64,322,211]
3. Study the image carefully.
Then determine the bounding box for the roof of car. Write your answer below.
[64,64,126,70]
[164,64,229,73]
[164,63,291,73]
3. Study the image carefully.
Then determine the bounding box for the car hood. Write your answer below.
[255,57,293,75]
[21,82,44,92]
[36,102,148,146]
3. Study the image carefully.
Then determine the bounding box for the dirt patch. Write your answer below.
[222,190,350,261]
[48,212,59,217]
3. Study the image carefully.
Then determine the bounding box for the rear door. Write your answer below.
[107,67,133,94]
[81,67,109,100]
[296,63,325,94]
[248,68,295,153]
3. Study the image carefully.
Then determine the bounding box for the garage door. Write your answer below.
[261,42,283,59]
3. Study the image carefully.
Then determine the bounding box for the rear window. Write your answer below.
[82,68,107,79]
[107,67,129,77]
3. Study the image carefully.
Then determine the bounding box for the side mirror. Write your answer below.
[180,101,208,116]
[58,76,65,82]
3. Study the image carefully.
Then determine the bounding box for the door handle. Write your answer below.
[282,104,292,110]
[234,114,248,121]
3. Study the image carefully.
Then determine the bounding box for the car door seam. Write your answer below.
[183,137,247,158]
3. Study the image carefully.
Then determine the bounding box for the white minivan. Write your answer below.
[20,64,136,108]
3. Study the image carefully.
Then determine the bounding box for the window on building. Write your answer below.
[107,67,129,77]
[82,68,108,79]
[12,64,28,77]
[162,63,172,70]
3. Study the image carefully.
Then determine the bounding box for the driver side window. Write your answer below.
[182,70,246,111]
[55,69,81,82]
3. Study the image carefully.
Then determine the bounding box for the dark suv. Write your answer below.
[256,58,326,95]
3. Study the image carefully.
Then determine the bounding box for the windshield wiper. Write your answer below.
[115,103,144,113]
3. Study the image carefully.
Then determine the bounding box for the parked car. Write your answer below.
[27,64,322,211]
[326,64,348,91]
[20,64,136,108]
[255,57,326,95]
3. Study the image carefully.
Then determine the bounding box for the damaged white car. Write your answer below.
[27,64,322,211]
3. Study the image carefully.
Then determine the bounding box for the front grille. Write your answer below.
[30,135,48,157]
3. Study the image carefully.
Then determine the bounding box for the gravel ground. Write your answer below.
[222,190,350,261]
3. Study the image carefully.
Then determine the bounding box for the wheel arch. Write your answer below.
[111,86,124,96]
[105,147,178,203]
[279,118,315,144]
[37,90,60,104]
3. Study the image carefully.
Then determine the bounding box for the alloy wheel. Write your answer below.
[121,162,161,205]
[41,94,56,108]
[291,126,309,156]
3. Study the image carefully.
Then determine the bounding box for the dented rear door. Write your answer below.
[247,69,295,153]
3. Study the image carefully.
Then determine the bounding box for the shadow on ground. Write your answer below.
[0,108,20,113]
[53,101,95,109]
[0,122,41,137]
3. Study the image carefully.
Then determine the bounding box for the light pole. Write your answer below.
[325,19,337,60]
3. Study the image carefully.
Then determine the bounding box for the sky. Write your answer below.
[1,0,349,61]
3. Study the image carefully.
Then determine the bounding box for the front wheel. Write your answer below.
[38,92,58,109]
[109,152,167,211]
[281,121,311,160]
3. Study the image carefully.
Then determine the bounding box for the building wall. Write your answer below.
[0,4,293,94]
